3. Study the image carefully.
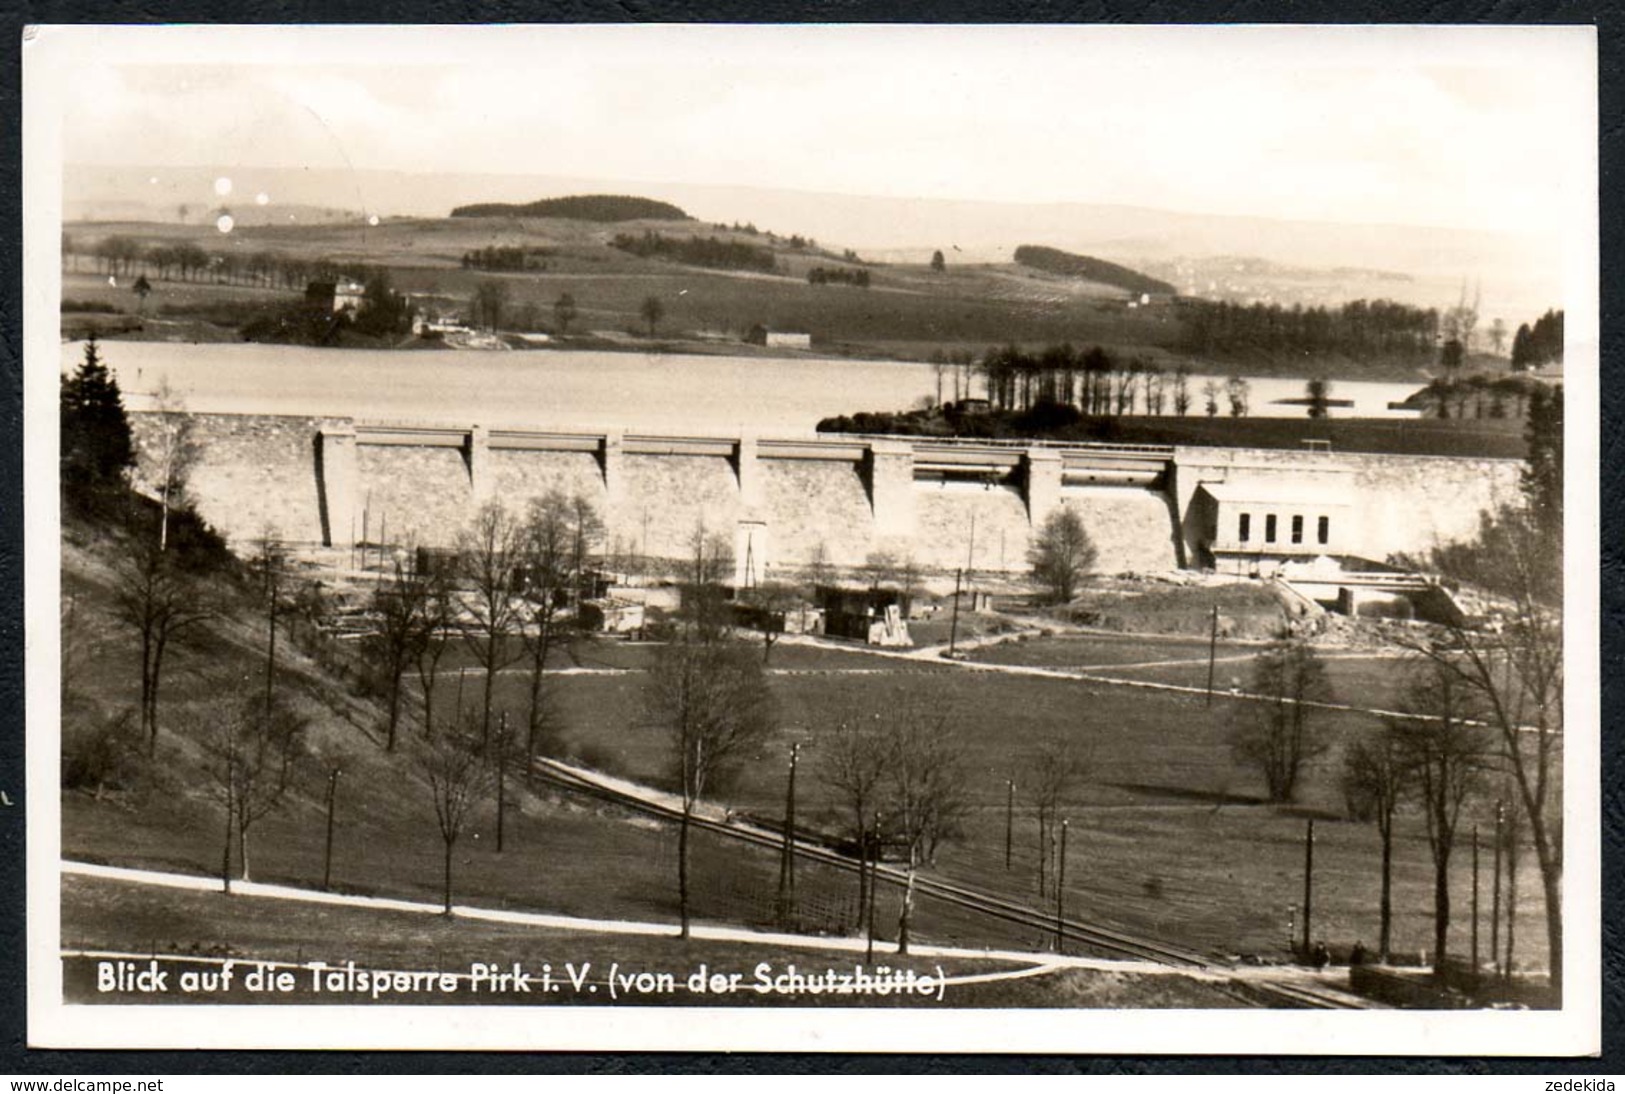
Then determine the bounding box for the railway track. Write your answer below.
[531,758,1212,969]
[1236,979,1374,1010]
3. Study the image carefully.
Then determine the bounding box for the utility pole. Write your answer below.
[1491,799,1504,975]
[777,741,799,928]
[1205,604,1219,705]
[964,512,976,617]
[1300,818,1315,960]
[1055,818,1068,953]
[322,767,340,891]
[948,568,963,658]
[1471,824,1481,977]
[263,546,279,724]
[495,710,508,853]
[1004,779,1015,871]
[865,816,880,966]
[1504,801,1518,984]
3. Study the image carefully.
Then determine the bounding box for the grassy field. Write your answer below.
[63,874,1244,1009]
[448,640,1550,970]
[962,632,1418,700]
[64,216,1187,359]
[1102,651,1420,701]
[60,271,305,344]
[966,630,1253,669]
[63,875,1053,1008]
[62,216,1449,379]
[60,507,1552,981]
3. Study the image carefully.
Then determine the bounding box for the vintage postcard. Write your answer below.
[22,23,1600,1054]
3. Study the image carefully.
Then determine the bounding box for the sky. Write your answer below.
[33,23,1596,235]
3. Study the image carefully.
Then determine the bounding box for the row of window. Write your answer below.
[1237,512,1330,547]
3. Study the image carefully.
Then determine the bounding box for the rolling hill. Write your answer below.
[449,194,690,222]
[1013,244,1176,297]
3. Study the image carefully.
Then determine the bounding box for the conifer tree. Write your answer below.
[61,335,134,499]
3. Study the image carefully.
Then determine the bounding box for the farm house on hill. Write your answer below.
[305,279,366,315]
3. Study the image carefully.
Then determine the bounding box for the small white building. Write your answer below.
[580,598,646,635]
[333,280,366,314]
[1195,479,1353,576]
[764,331,812,349]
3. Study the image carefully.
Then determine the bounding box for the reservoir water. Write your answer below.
[61,341,1426,434]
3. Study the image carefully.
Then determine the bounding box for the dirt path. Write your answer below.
[60,860,1193,979]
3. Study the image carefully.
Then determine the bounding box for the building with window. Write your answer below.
[1194,479,1352,575]
[305,279,367,315]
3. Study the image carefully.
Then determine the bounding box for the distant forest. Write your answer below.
[460,244,553,271]
[1013,244,1177,296]
[1176,297,1441,361]
[449,194,690,221]
[609,231,778,273]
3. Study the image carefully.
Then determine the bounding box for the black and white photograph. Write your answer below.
[21,22,1600,1054]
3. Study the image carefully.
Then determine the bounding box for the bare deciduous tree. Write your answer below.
[680,521,734,643]
[471,279,509,333]
[415,714,494,913]
[1391,661,1494,977]
[878,695,969,955]
[740,582,796,663]
[1230,635,1332,803]
[1340,723,1410,960]
[249,533,290,723]
[411,564,457,738]
[147,379,200,553]
[1171,365,1192,417]
[111,539,212,754]
[804,541,833,593]
[201,694,307,891]
[1028,506,1097,605]
[568,493,605,609]
[364,560,427,751]
[1029,736,1090,899]
[646,640,775,938]
[1225,375,1251,418]
[519,492,574,763]
[458,503,525,747]
[822,708,891,917]
[1408,502,1564,994]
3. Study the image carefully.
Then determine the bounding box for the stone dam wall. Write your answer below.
[129,413,1522,580]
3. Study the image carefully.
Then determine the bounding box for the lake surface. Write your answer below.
[61,341,1426,433]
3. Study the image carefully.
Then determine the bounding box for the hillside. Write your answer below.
[449,194,690,221]
[1013,244,1177,297]
[62,211,1544,383]
[57,494,1170,994]
[60,505,929,964]
[66,163,1563,324]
